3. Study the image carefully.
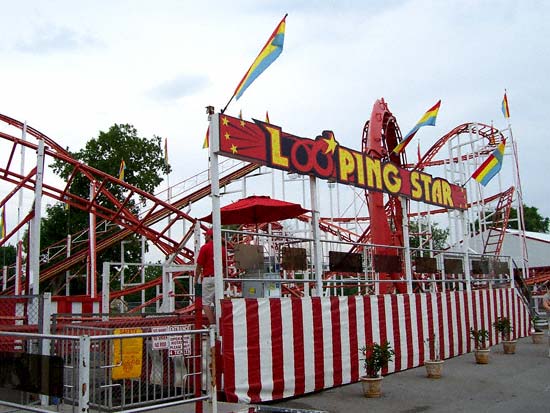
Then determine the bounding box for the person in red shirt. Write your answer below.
[195,228,227,325]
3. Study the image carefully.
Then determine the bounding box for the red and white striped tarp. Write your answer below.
[220,288,529,403]
[52,295,101,315]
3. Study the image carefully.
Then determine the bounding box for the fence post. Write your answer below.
[209,326,217,413]
[508,256,515,289]
[40,293,52,406]
[79,335,91,413]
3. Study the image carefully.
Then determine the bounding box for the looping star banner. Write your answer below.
[215,114,467,210]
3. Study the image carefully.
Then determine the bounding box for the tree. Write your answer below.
[36,124,170,292]
[0,245,17,267]
[508,204,549,233]
[408,219,449,251]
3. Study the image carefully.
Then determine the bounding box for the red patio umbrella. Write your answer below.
[200,195,309,225]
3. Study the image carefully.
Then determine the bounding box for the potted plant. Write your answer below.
[493,316,516,354]
[530,315,545,344]
[359,341,395,398]
[424,333,444,379]
[470,327,490,364]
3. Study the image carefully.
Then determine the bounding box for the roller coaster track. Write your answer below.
[413,122,505,171]
[37,161,260,283]
[0,111,518,299]
[0,114,260,290]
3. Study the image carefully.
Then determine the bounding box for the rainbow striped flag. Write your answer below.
[0,207,5,238]
[501,92,510,119]
[233,14,287,101]
[472,140,506,186]
[118,159,126,181]
[393,100,441,154]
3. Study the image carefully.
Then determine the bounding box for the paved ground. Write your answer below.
[264,335,550,413]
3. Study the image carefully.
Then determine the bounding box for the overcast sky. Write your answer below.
[1,0,549,233]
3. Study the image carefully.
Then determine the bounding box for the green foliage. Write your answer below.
[123,265,163,303]
[493,316,513,339]
[0,245,17,267]
[36,124,169,292]
[531,315,543,332]
[508,204,549,233]
[470,327,489,349]
[425,333,440,361]
[360,341,394,378]
[408,219,449,251]
[52,123,170,198]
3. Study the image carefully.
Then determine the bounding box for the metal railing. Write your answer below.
[219,228,515,297]
[0,327,213,413]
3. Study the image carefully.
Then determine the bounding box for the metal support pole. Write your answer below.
[160,265,173,312]
[508,256,515,288]
[141,236,146,312]
[17,122,26,243]
[15,241,22,295]
[208,111,223,328]
[102,262,110,315]
[461,210,472,291]
[309,176,323,296]
[65,235,71,296]
[209,325,218,413]
[2,266,6,291]
[29,139,45,299]
[78,335,90,413]
[40,292,52,406]
[401,197,413,294]
[89,181,97,298]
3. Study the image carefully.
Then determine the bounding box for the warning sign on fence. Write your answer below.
[151,325,192,357]
[151,326,169,350]
[112,327,143,380]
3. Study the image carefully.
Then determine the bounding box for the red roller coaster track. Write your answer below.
[0,105,521,298]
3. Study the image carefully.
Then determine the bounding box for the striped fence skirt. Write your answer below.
[220,288,529,402]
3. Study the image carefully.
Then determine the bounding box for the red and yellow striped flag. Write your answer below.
[0,207,6,238]
[118,159,126,181]
[202,126,210,149]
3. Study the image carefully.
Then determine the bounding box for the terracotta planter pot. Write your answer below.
[361,376,383,398]
[502,340,517,354]
[424,360,444,378]
[531,331,545,344]
[474,348,490,364]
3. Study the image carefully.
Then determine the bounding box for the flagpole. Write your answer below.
[506,113,529,279]
[462,176,473,187]
[221,95,234,115]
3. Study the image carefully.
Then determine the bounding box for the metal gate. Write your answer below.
[0,327,212,413]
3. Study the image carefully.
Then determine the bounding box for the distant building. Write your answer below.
[500,229,550,269]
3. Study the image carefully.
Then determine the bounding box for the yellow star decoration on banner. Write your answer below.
[231,144,238,154]
[240,119,245,127]
[322,132,338,155]
[222,117,229,126]
[225,132,231,140]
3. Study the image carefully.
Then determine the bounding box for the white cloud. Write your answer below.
[13,25,101,54]
[1,0,549,257]
[148,74,210,101]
